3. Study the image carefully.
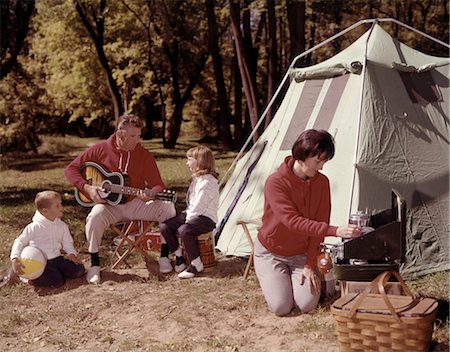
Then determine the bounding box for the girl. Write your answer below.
[159,146,219,279]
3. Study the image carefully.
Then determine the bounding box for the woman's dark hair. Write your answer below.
[292,129,335,161]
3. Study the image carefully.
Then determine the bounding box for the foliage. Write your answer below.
[0,0,448,151]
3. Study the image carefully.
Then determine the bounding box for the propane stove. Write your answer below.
[333,189,406,282]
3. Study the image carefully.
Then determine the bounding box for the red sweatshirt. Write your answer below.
[64,134,165,202]
[257,156,338,268]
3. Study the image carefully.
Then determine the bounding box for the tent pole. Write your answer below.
[378,18,450,48]
[347,20,378,219]
[290,19,375,67]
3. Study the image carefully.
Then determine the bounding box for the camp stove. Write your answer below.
[333,189,406,282]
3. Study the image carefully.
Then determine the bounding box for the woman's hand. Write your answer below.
[336,225,361,239]
[300,266,321,295]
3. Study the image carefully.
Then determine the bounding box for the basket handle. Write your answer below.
[348,271,416,323]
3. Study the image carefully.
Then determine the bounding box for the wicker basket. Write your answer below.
[331,271,438,352]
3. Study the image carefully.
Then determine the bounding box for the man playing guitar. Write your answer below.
[65,114,176,284]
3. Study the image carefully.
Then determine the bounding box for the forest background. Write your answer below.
[1,0,449,154]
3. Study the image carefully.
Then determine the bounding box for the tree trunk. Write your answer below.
[233,51,243,147]
[0,0,35,79]
[306,3,317,65]
[266,0,277,127]
[206,0,234,150]
[286,0,305,66]
[74,0,123,125]
[163,41,208,149]
[120,0,165,132]
[228,0,260,142]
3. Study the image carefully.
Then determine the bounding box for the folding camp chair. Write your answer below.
[236,219,261,280]
[109,220,154,269]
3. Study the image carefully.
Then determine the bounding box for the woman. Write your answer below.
[254,129,360,316]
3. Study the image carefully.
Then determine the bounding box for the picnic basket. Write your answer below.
[331,271,438,352]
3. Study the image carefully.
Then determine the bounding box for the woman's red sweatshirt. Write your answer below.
[257,156,338,268]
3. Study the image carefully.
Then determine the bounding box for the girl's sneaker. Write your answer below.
[174,256,187,273]
[178,260,204,279]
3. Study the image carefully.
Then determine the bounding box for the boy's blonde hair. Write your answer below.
[35,191,61,211]
[187,146,218,178]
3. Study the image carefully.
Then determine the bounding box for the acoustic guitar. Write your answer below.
[74,161,177,207]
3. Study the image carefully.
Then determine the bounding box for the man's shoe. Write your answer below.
[87,266,101,284]
[174,256,187,273]
[159,257,173,273]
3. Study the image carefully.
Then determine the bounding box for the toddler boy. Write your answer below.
[10,190,85,288]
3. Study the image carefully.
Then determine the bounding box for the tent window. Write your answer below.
[400,71,442,104]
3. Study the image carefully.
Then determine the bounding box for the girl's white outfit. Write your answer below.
[159,173,219,273]
[185,174,219,223]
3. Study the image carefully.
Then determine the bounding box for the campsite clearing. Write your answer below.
[1,256,448,352]
[0,135,448,351]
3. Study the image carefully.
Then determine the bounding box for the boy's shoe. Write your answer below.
[158,257,173,273]
[86,266,101,284]
[174,256,187,273]
[178,260,204,279]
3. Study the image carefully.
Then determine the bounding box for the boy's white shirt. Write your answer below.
[186,174,219,224]
[10,210,77,260]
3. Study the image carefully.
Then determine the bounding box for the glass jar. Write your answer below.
[349,210,370,227]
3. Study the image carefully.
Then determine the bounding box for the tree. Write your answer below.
[206,0,233,149]
[115,0,165,139]
[74,0,124,126]
[0,0,40,153]
[286,0,305,66]
[151,1,210,148]
[28,0,112,136]
[0,0,35,79]
[229,0,261,142]
[265,0,277,127]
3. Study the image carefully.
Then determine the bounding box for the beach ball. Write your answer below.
[19,246,47,280]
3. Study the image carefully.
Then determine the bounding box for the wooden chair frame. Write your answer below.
[237,219,261,280]
[109,220,153,269]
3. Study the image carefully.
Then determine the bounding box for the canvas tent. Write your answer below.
[215,19,449,278]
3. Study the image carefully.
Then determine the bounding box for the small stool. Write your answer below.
[237,219,261,280]
[196,232,217,272]
[109,220,153,269]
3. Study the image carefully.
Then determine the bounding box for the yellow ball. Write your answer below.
[19,246,47,280]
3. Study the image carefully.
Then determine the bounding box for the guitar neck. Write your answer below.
[107,184,159,197]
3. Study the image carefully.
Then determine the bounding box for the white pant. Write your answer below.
[86,198,176,253]
[253,238,320,316]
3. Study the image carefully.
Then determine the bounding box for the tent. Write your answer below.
[215,19,449,278]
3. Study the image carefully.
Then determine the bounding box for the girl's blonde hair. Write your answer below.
[187,146,219,178]
[35,190,61,211]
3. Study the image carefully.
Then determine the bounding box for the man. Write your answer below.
[65,114,175,284]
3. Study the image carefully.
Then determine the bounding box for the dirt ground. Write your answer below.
[1,253,447,352]
[0,253,347,352]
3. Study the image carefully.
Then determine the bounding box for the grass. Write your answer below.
[0,135,448,351]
